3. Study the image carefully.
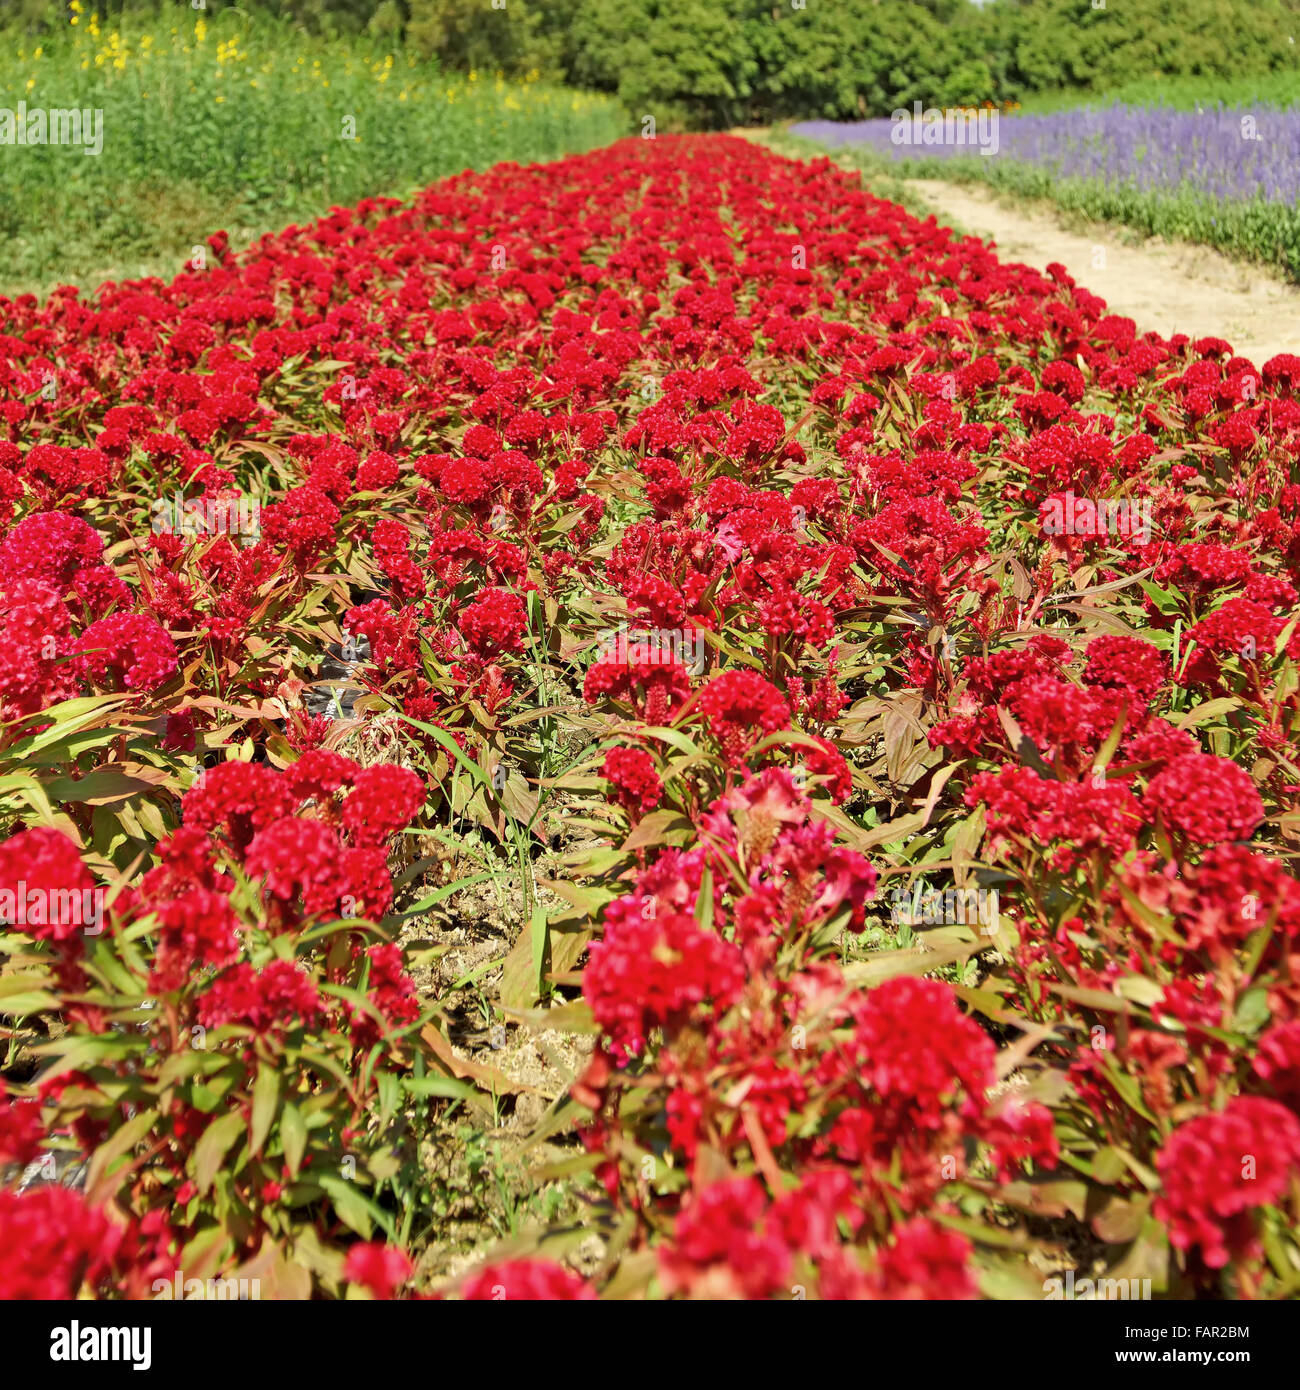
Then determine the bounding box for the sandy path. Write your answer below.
[901,178,1300,365]
[737,131,1300,365]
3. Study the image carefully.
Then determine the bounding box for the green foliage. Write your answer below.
[19,0,1300,130]
[0,4,625,294]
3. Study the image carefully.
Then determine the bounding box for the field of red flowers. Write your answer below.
[3,132,1300,1302]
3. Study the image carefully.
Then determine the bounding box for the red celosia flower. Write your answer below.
[1082,634,1167,703]
[343,1242,412,1299]
[601,746,662,816]
[1154,1097,1300,1268]
[694,670,790,765]
[658,1178,792,1299]
[584,645,692,724]
[0,1082,44,1167]
[0,826,98,943]
[458,586,527,657]
[1252,1022,1300,1111]
[0,1186,121,1299]
[245,816,345,917]
[197,959,323,1034]
[864,1218,978,1300]
[341,764,425,848]
[1144,753,1264,846]
[181,761,296,851]
[73,613,177,692]
[460,1259,596,1301]
[583,895,746,1057]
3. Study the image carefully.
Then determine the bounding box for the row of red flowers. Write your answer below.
[2,134,1299,1299]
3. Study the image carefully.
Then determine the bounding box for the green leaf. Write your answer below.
[86,1107,160,1196]
[249,1063,281,1157]
[191,1110,247,1194]
[281,1101,308,1179]
[402,1076,477,1101]
[530,903,550,1000]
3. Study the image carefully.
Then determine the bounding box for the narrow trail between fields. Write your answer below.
[901,178,1300,365]
[743,132,1300,364]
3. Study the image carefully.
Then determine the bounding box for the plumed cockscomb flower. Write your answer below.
[0,1186,122,1300]
[341,764,425,848]
[73,613,177,693]
[1082,634,1167,704]
[1144,753,1264,846]
[343,1242,413,1300]
[601,746,662,817]
[1154,1097,1300,1268]
[695,670,791,765]
[459,1258,596,1301]
[197,959,323,1034]
[0,826,98,943]
[864,1218,978,1300]
[583,896,746,1058]
[458,587,527,657]
[181,761,296,852]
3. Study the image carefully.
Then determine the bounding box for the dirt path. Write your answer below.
[739,131,1300,365]
[901,178,1300,365]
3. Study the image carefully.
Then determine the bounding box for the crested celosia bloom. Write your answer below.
[1154,1097,1300,1268]
[968,765,1143,871]
[583,645,692,724]
[658,1178,793,1299]
[1252,1021,1300,1110]
[341,764,426,848]
[0,1082,44,1167]
[73,612,178,692]
[343,1242,413,1300]
[0,1186,121,1299]
[459,1258,596,1301]
[694,669,791,765]
[457,586,528,657]
[601,746,663,816]
[863,1218,978,1300]
[583,895,747,1058]
[10,128,1300,1302]
[197,959,324,1034]
[0,826,98,944]
[1144,753,1265,845]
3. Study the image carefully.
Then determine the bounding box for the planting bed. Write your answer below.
[2,134,1300,1301]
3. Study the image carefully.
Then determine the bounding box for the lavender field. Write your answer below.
[791,104,1300,280]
